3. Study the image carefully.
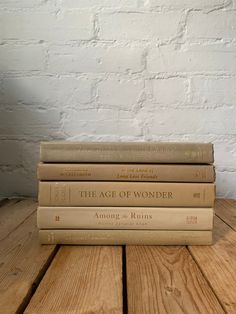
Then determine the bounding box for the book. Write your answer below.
[40,141,214,164]
[37,163,215,182]
[38,182,215,207]
[39,229,212,245]
[37,207,214,230]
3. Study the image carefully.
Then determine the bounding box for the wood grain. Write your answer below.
[0,210,56,314]
[215,199,236,231]
[24,246,123,314]
[1,198,235,314]
[0,198,37,241]
[189,216,236,313]
[126,246,224,314]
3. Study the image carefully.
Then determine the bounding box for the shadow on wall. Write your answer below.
[0,78,66,197]
[0,75,144,198]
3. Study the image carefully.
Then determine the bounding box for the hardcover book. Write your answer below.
[37,163,215,182]
[37,206,214,230]
[38,181,215,207]
[40,141,214,164]
[39,229,213,245]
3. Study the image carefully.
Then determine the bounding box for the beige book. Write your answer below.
[37,163,215,182]
[37,207,214,230]
[40,141,214,164]
[38,182,215,207]
[39,229,213,245]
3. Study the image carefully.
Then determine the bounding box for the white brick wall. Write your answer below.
[99,12,182,40]
[147,0,226,9]
[0,11,94,41]
[147,45,236,73]
[0,0,236,198]
[97,79,144,108]
[187,11,236,39]
[47,46,143,73]
[0,45,46,71]
[149,78,187,104]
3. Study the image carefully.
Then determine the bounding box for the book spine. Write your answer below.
[37,163,215,182]
[37,207,214,230]
[39,229,212,245]
[38,182,215,207]
[40,142,214,163]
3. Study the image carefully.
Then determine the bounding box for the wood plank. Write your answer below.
[0,212,57,314]
[0,198,37,241]
[189,216,236,313]
[215,199,236,231]
[24,246,123,314]
[126,246,224,314]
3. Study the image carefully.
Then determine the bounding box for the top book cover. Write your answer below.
[40,141,214,164]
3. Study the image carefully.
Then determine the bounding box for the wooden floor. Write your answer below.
[0,199,236,314]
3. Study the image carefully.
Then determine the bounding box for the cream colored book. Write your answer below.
[38,182,215,207]
[37,163,215,182]
[37,207,214,230]
[40,141,214,164]
[39,229,213,245]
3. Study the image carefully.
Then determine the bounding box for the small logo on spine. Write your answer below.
[55,215,60,221]
[186,216,198,224]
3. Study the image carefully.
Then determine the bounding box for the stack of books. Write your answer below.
[37,141,215,245]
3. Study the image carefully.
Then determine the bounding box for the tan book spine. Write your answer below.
[38,182,215,207]
[39,229,212,245]
[37,163,215,182]
[40,141,214,164]
[37,207,214,230]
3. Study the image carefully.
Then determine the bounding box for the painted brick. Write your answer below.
[0,107,62,136]
[214,139,236,170]
[188,11,236,40]
[98,79,143,108]
[0,11,93,41]
[147,0,226,9]
[48,46,143,73]
[63,109,142,136]
[216,171,236,198]
[191,77,236,106]
[59,0,137,8]
[20,141,41,174]
[147,45,236,73]
[1,77,93,107]
[99,12,181,40]
[0,0,45,8]
[0,45,45,71]
[0,141,23,165]
[150,78,186,104]
[138,108,236,135]
[0,0,236,198]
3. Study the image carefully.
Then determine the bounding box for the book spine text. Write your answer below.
[37,163,215,182]
[39,229,212,245]
[40,142,214,164]
[38,182,215,207]
[37,207,214,230]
